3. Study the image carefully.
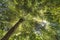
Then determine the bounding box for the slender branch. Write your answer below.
[1,18,24,40]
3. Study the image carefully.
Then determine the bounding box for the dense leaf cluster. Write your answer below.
[0,0,60,40]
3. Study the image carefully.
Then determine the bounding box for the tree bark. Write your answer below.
[1,18,24,40]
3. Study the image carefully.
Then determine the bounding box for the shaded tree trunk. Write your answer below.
[1,18,24,40]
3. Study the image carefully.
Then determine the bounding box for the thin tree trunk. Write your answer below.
[1,18,24,40]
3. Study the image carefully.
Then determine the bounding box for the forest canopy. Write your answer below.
[0,0,60,40]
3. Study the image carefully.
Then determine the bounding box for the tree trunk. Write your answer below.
[1,18,24,40]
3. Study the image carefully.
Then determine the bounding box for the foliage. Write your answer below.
[0,0,60,40]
